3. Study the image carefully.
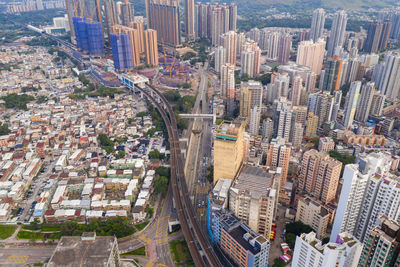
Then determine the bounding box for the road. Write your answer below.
[0,247,54,265]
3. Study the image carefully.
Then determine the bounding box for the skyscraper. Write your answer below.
[266,137,291,185]
[213,121,245,183]
[240,41,261,78]
[296,39,326,75]
[307,91,334,127]
[370,91,385,117]
[298,149,342,204]
[239,85,251,118]
[277,34,291,64]
[221,64,235,115]
[184,0,195,39]
[330,152,397,243]
[327,10,347,57]
[112,24,140,67]
[321,56,342,93]
[274,97,292,142]
[131,20,144,53]
[359,214,400,267]
[119,0,134,26]
[215,46,226,73]
[144,29,159,66]
[293,232,362,267]
[73,17,105,56]
[375,52,400,100]
[220,31,237,65]
[240,80,263,110]
[249,106,261,136]
[149,0,180,47]
[364,21,392,53]
[343,81,361,128]
[310,8,325,43]
[355,82,375,122]
[290,75,304,106]
[305,112,319,138]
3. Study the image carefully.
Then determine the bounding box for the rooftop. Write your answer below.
[232,165,276,198]
[47,234,117,267]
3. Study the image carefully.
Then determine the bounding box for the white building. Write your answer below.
[293,232,362,267]
[343,81,361,128]
[249,106,261,136]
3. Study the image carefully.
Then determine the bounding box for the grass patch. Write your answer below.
[0,225,17,239]
[123,246,146,256]
[17,230,61,240]
[22,224,60,232]
[169,238,194,266]
[17,230,44,240]
[135,221,149,231]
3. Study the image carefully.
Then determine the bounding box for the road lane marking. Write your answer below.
[5,255,29,264]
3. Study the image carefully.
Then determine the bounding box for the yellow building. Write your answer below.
[305,112,319,138]
[213,121,246,184]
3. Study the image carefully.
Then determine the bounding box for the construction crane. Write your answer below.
[161,38,167,65]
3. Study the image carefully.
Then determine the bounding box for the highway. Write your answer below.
[133,83,220,267]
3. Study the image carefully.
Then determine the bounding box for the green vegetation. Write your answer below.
[17,230,61,240]
[329,150,355,176]
[70,74,124,99]
[146,207,154,218]
[169,238,194,266]
[148,149,164,159]
[36,95,48,104]
[135,221,149,231]
[1,93,35,110]
[0,9,66,27]
[0,63,20,71]
[115,151,126,159]
[144,128,157,137]
[206,165,214,183]
[136,111,147,117]
[154,176,169,195]
[25,37,57,47]
[60,217,135,238]
[285,221,313,248]
[147,103,168,138]
[123,246,146,256]
[0,225,16,239]
[155,166,171,179]
[272,258,286,267]
[0,122,10,136]
[215,119,223,125]
[98,134,115,154]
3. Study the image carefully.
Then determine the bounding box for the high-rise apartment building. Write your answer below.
[318,137,335,153]
[73,17,104,56]
[194,3,236,44]
[249,107,261,136]
[260,30,280,61]
[359,214,400,267]
[292,106,308,127]
[310,8,325,42]
[212,210,270,267]
[296,197,330,238]
[266,74,290,103]
[266,137,291,185]
[239,86,251,118]
[131,20,144,53]
[343,81,361,128]
[327,10,347,57]
[220,31,237,65]
[330,152,397,243]
[321,56,343,93]
[240,81,263,110]
[370,91,385,117]
[364,21,392,53]
[277,34,291,64]
[290,122,304,149]
[307,91,334,127]
[221,64,235,115]
[184,0,195,39]
[305,112,319,137]
[290,75,304,106]
[112,24,140,67]
[298,149,342,204]
[262,118,274,141]
[293,232,362,267]
[355,82,375,122]
[215,46,226,73]
[144,29,159,66]
[296,39,325,75]
[148,0,180,47]
[240,41,261,78]
[274,97,292,142]
[110,32,134,71]
[213,121,245,183]
[229,165,279,237]
[374,52,400,100]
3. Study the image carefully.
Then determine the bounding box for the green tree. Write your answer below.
[115,151,126,159]
[272,258,286,267]
[0,122,10,136]
[30,218,40,230]
[285,233,296,249]
[154,176,169,195]
[148,149,163,159]
[155,166,170,179]
[36,95,48,104]
[1,93,35,110]
[164,90,180,102]
[136,112,147,117]
[97,134,114,154]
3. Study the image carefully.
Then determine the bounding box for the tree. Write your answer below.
[30,218,40,230]
[154,176,169,195]
[136,112,147,117]
[36,95,48,104]
[272,258,286,267]
[97,134,114,154]
[0,122,10,136]
[115,151,126,159]
[285,233,296,248]
[155,166,170,179]
[148,149,163,159]
[206,165,214,183]
[164,90,180,102]
[1,93,35,110]
[127,118,134,125]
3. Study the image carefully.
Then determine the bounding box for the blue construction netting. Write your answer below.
[110,33,133,71]
[72,17,104,56]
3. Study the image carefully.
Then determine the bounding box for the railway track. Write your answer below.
[135,84,220,267]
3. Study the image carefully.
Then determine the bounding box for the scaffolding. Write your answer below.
[110,33,133,71]
[72,16,104,56]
